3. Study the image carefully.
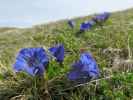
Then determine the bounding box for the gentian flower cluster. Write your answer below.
[13,44,65,76]
[68,52,100,81]
[13,44,100,84]
[68,12,110,33]
[92,12,110,23]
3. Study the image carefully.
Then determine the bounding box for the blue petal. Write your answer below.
[80,52,100,77]
[49,47,57,55]
[68,70,90,80]
[14,59,35,76]
[13,59,27,72]
[24,65,35,76]
[80,52,93,65]
[71,61,84,70]
[49,44,65,63]
[19,48,33,59]
[67,71,80,80]
[35,48,49,65]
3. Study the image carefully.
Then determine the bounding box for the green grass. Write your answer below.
[0,8,133,100]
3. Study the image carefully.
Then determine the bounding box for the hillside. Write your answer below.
[0,8,133,100]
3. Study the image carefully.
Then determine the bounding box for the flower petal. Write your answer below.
[67,71,80,80]
[49,44,64,63]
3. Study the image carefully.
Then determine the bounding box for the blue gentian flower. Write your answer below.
[80,20,95,31]
[93,12,110,23]
[49,44,65,63]
[68,52,100,80]
[68,20,75,28]
[13,48,49,76]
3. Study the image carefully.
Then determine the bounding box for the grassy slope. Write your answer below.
[0,8,133,99]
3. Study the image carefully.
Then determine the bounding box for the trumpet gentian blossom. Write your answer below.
[13,48,49,76]
[49,44,65,63]
[68,52,100,80]
[80,20,95,31]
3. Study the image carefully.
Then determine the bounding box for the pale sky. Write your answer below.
[0,0,133,27]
